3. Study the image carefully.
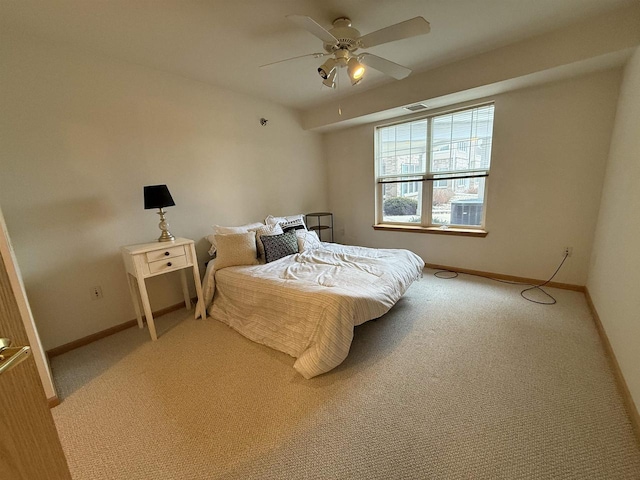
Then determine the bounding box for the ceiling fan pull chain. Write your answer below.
[337,69,342,116]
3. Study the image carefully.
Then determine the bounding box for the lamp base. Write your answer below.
[156,209,175,242]
[158,230,175,242]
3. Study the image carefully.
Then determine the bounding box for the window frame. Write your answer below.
[374,102,494,233]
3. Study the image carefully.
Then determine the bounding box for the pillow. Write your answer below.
[265,214,307,233]
[265,214,302,225]
[214,232,259,269]
[296,229,321,252]
[280,219,307,233]
[215,222,264,234]
[206,222,263,256]
[252,223,283,259]
[261,231,299,263]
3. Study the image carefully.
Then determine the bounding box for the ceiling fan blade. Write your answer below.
[286,15,339,46]
[259,52,329,68]
[357,17,430,48]
[359,53,412,80]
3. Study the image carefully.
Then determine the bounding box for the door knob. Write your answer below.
[0,338,30,375]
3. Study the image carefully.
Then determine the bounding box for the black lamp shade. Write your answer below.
[144,185,175,210]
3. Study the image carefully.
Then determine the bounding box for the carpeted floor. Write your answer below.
[50,269,640,479]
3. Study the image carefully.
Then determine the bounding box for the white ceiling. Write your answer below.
[0,0,636,111]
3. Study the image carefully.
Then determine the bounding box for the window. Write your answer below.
[375,104,494,230]
[400,163,420,196]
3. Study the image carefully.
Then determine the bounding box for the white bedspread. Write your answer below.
[199,243,424,378]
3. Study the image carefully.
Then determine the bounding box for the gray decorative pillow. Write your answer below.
[261,231,299,263]
[252,223,283,259]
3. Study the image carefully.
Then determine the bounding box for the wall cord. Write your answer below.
[434,252,570,305]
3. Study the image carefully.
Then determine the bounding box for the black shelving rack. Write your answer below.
[305,212,333,242]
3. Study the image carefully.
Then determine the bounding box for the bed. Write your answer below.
[198,234,424,379]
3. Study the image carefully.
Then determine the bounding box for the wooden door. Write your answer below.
[0,249,72,478]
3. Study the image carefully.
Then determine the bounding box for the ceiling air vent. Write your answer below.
[404,103,428,112]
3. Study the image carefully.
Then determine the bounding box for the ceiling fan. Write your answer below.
[261,15,431,88]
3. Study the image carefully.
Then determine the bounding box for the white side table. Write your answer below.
[121,237,205,340]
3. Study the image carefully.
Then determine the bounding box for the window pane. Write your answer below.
[430,105,494,174]
[410,120,428,170]
[431,115,452,172]
[472,105,494,170]
[382,181,422,224]
[377,120,427,177]
[432,177,485,226]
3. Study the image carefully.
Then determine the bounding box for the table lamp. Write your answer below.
[144,185,176,242]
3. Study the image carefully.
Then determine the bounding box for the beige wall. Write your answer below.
[587,47,640,411]
[325,69,622,285]
[0,34,327,350]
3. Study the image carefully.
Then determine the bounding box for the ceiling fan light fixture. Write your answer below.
[317,58,337,79]
[322,69,337,88]
[277,14,430,90]
[347,57,365,85]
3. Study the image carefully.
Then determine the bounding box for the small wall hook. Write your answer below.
[260,118,268,126]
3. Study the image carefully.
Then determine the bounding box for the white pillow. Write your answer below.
[252,223,283,259]
[265,214,307,232]
[296,230,321,252]
[206,222,263,256]
[214,232,259,270]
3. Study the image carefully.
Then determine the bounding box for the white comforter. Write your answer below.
[199,243,424,378]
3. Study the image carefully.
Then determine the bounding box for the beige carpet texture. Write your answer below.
[50,269,640,479]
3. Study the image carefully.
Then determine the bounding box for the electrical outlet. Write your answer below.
[564,247,573,257]
[91,286,103,300]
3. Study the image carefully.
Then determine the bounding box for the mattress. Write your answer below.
[199,243,424,378]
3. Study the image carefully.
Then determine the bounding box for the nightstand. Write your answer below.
[305,212,333,242]
[121,237,205,340]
